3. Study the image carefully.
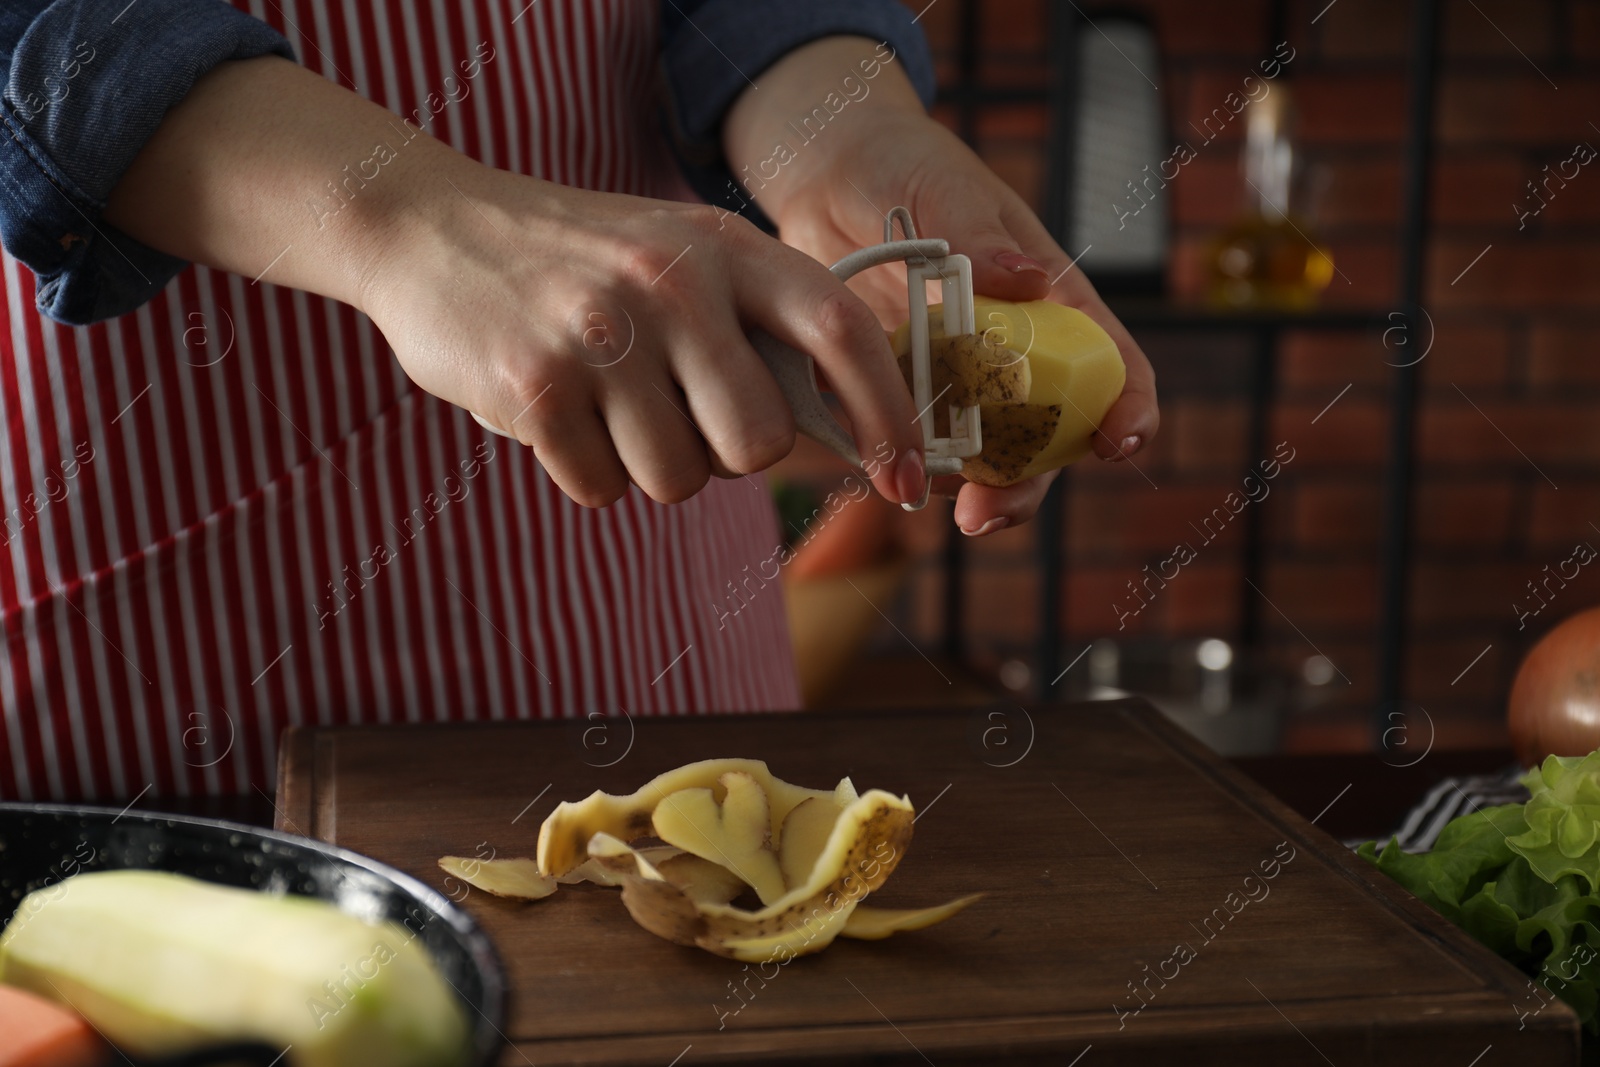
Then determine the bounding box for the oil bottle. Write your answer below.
[1206,84,1334,310]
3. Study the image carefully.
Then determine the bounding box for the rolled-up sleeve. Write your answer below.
[0,0,293,325]
[658,0,936,231]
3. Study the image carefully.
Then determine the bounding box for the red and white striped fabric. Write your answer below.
[0,0,800,802]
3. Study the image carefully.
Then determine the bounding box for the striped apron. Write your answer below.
[0,0,800,802]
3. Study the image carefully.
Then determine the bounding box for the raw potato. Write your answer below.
[961,403,1063,488]
[895,333,1031,409]
[891,296,1124,485]
[455,759,980,961]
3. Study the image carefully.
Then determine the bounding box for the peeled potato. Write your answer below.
[892,297,1124,486]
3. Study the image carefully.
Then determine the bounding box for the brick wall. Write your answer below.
[777,0,1600,752]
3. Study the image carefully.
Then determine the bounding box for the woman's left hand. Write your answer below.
[725,38,1160,535]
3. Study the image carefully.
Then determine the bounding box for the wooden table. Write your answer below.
[277,700,1578,1065]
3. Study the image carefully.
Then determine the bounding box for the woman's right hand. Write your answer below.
[354,151,926,508]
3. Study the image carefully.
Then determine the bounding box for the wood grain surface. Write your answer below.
[277,699,1579,1066]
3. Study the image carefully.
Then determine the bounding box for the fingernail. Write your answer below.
[995,251,1049,278]
[894,449,925,505]
[960,516,1010,537]
[1117,435,1142,458]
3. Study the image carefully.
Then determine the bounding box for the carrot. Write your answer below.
[0,984,108,1067]
[785,490,899,581]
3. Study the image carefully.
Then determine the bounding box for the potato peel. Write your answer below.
[587,783,913,960]
[440,848,685,898]
[438,857,557,900]
[454,760,975,961]
[962,402,1064,487]
[556,847,683,887]
[537,759,839,877]
[655,853,748,907]
[840,895,986,940]
[652,771,788,906]
[777,795,844,891]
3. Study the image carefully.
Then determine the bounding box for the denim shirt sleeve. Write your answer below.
[0,0,294,326]
[658,0,936,232]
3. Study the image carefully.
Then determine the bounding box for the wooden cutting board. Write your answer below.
[276,699,1579,1066]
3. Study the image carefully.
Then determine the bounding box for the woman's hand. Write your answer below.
[725,38,1160,535]
[355,158,928,507]
[105,55,928,508]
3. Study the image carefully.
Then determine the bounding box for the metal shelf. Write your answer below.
[1103,300,1393,334]
[940,0,1441,754]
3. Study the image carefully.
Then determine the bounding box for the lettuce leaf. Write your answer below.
[1360,789,1600,1035]
[1509,751,1600,886]
[1357,804,1528,915]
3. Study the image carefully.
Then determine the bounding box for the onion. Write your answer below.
[1509,606,1600,765]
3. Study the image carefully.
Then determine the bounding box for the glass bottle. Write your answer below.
[1206,84,1334,310]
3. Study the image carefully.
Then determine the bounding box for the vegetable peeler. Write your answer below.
[473,206,981,512]
[748,206,981,512]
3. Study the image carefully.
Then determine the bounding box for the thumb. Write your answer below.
[926,202,1053,301]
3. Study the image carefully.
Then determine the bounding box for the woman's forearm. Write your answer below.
[103,54,463,313]
[100,48,928,507]
[721,36,925,222]
[106,38,923,309]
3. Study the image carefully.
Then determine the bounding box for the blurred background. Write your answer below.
[771,0,1600,769]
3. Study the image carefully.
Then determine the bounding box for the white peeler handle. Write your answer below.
[749,235,961,501]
